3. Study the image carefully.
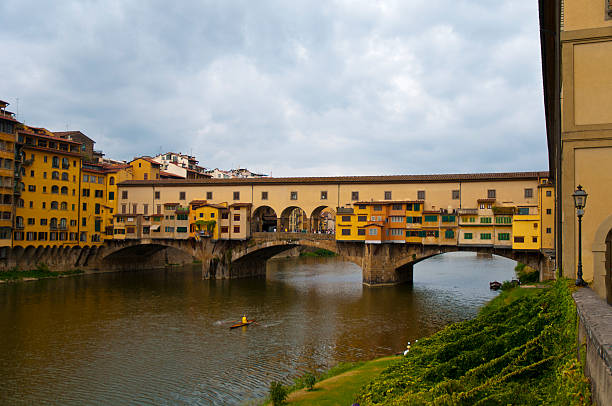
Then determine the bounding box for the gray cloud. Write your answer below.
[0,0,548,176]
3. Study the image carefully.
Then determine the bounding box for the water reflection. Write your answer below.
[0,252,515,405]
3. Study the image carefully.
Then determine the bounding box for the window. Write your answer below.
[351,191,359,201]
[221,226,229,233]
[177,227,188,233]
[480,233,492,240]
[368,228,378,235]
[122,190,128,199]
[424,215,438,222]
[441,215,456,222]
[374,205,382,211]
[392,204,402,210]
[50,201,58,210]
[109,177,115,185]
[155,191,160,199]
[233,214,240,221]
[82,203,87,211]
[93,190,102,198]
[261,191,268,200]
[27,217,35,225]
[109,191,114,200]
[43,156,47,163]
[95,204,100,215]
[122,204,126,214]
[357,215,367,222]
[60,202,67,210]
[532,237,538,243]
[290,191,298,200]
[95,220,102,232]
[357,229,366,236]
[546,227,552,234]
[40,218,48,226]
[28,185,35,192]
[417,190,425,200]
[51,185,59,194]
[384,191,392,200]
[177,214,188,220]
[444,230,455,239]
[546,190,552,197]
[390,228,404,236]
[524,188,533,198]
[143,204,148,215]
[514,236,525,243]
[221,212,229,219]
[233,226,240,233]
[320,191,327,200]
[82,218,87,227]
[156,204,161,214]
[70,220,77,227]
[452,190,460,199]
[38,232,47,241]
[179,191,186,200]
[342,215,351,222]
[487,189,496,199]
[464,233,473,240]
[233,191,240,200]
[389,216,403,222]
[82,189,90,197]
[480,217,492,224]
[340,228,351,236]
[61,172,68,181]
[165,226,174,233]
[52,156,59,168]
[546,209,552,215]
[61,186,68,195]
[498,233,510,241]
[495,216,512,224]
[358,204,366,209]
[517,207,530,215]
[143,174,148,180]
[206,192,213,199]
[132,203,137,213]
[51,171,59,180]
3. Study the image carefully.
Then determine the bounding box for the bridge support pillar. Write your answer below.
[201,255,267,280]
[361,244,413,286]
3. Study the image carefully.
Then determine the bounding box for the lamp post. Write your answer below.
[572,185,588,286]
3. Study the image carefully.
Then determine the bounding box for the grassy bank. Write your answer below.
[0,265,83,282]
[356,280,590,405]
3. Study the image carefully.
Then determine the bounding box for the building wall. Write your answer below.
[561,5,612,300]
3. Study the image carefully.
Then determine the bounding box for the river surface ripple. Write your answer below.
[0,252,515,405]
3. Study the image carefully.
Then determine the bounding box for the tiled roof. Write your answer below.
[118,171,549,187]
[160,171,184,179]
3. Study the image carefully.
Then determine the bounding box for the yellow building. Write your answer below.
[0,100,17,252]
[129,157,161,181]
[189,200,226,240]
[14,126,82,247]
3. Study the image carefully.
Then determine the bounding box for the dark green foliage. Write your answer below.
[356,280,591,405]
[0,266,83,281]
[516,262,540,283]
[304,372,316,390]
[300,249,337,257]
[269,381,288,405]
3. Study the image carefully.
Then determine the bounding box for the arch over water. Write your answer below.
[101,243,196,270]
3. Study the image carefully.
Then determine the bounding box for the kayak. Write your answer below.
[229,320,256,329]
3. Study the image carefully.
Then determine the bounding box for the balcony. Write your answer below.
[457,208,478,215]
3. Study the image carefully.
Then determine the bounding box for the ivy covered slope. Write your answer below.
[357,280,590,405]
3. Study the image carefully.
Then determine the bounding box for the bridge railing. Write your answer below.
[252,231,335,241]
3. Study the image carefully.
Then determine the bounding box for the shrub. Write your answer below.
[516,262,539,283]
[303,372,316,390]
[35,262,50,272]
[269,381,287,405]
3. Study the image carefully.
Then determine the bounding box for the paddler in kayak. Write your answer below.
[241,315,247,324]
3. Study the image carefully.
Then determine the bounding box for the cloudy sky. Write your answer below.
[0,0,547,177]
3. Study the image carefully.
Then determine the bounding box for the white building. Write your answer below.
[153,152,210,179]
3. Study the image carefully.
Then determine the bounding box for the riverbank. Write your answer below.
[267,280,590,405]
[0,266,83,282]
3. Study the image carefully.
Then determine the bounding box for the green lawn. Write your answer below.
[282,356,401,405]
[0,268,83,281]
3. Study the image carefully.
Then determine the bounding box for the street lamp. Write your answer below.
[572,185,588,286]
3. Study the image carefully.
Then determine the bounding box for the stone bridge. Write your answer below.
[37,232,553,285]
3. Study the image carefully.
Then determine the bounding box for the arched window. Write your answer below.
[60,186,68,195]
[51,186,59,194]
[51,201,58,210]
[50,218,58,228]
[60,202,67,210]
[17,198,24,208]
[61,157,69,169]
[60,218,67,229]
[52,171,59,180]
[109,177,115,185]
[61,172,69,181]
[52,156,59,168]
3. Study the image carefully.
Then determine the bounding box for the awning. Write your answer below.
[150,225,160,231]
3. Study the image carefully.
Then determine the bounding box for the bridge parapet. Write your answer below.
[252,232,335,242]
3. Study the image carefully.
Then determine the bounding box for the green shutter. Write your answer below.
[406,216,413,223]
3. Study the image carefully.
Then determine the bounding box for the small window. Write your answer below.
[464,233,473,240]
[357,215,367,222]
[514,236,525,243]
[351,191,359,201]
[342,215,351,222]
[341,229,351,236]
[121,190,128,199]
[392,204,402,210]
[233,214,240,221]
[546,190,552,197]
[233,226,240,233]
[179,191,186,200]
[417,190,425,200]
[357,229,366,236]
[155,191,160,199]
[373,205,382,211]
[233,191,240,200]
[109,191,115,200]
[546,227,552,234]
[452,190,460,200]
[546,209,552,215]
[290,191,298,200]
[532,236,538,243]
[384,191,392,200]
[320,191,327,200]
[368,228,378,236]
[261,191,268,200]
[487,189,496,199]
[206,192,213,200]
[517,207,530,215]
[524,188,533,198]
[109,177,115,185]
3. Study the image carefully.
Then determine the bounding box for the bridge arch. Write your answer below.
[310,205,336,234]
[279,206,308,233]
[99,242,197,271]
[251,205,278,233]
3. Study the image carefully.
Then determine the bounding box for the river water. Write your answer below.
[0,252,515,405]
